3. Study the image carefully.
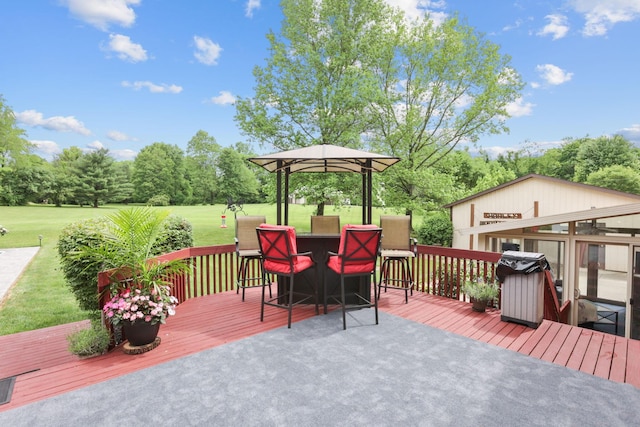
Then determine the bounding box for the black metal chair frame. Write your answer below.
[326,227,382,330]
[257,227,319,328]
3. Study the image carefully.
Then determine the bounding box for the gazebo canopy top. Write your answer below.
[248,144,399,174]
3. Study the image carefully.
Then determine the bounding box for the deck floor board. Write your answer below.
[1,290,637,413]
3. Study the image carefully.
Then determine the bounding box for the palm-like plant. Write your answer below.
[75,207,190,325]
[99,207,189,293]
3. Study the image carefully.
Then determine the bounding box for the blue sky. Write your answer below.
[1,0,639,161]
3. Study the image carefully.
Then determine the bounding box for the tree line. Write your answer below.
[0,110,265,207]
[2,94,639,209]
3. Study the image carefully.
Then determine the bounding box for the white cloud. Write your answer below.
[111,148,138,160]
[537,14,570,39]
[193,36,222,65]
[535,64,573,86]
[15,110,91,135]
[87,140,105,150]
[503,18,524,32]
[107,130,136,141]
[121,81,183,94]
[62,0,140,31]
[619,124,640,144]
[569,0,640,36]
[383,0,448,24]
[245,0,261,18]
[106,34,148,62]
[31,140,61,158]
[209,91,236,105]
[505,97,534,117]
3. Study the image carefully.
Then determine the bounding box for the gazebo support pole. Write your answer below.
[276,161,282,225]
[367,160,372,224]
[362,170,367,224]
[284,167,290,225]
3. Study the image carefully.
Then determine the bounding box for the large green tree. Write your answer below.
[573,135,639,182]
[235,0,396,212]
[368,14,524,217]
[185,130,220,205]
[132,142,191,204]
[0,95,33,169]
[235,0,523,217]
[110,160,135,203]
[586,165,640,194]
[48,146,83,206]
[216,146,259,204]
[73,148,118,208]
[0,155,52,205]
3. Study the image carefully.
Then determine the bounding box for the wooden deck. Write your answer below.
[1,290,639,412]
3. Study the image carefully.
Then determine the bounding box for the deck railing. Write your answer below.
[98,243,570,338]
[412,245,501,303]
[98,243,503,308]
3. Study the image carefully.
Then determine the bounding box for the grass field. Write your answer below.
[0,203,408,335]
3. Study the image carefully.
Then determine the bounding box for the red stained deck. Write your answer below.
[1,290,638,412]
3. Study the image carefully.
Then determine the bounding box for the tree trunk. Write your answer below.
[316,201,325,216]
[405,209,413,231]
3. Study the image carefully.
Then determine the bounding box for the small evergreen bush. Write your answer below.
[147,194,171,206]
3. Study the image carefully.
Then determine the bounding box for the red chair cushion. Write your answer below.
[258,224,312,274]
[328,224,380,274]
[337,224,378,254]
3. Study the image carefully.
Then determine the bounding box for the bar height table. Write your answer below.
[275,234,370,308]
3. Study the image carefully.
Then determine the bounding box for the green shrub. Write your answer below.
[416,211,453,247]
[57,213,194,319]
[461,279,500,302]
[147,194,171,206]
[57,218,109,320]
[67,323,110,357]
[153,214,194,255]
[434,266,460,299]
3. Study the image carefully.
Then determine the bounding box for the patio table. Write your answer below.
[275,233,370,307]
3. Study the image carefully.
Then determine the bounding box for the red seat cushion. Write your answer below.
[328,224,380,275]
[258,224,313,274]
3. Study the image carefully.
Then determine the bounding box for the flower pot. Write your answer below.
[123,320,160,346]
[472,299,488,313]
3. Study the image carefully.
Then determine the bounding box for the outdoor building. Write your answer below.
[445,174,640,340]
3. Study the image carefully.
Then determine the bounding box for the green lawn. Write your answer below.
[0,203,408,335]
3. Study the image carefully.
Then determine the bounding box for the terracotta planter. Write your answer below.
[123,320,160,346]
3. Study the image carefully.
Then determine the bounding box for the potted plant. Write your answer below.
[75,207,190,347]
[461,277,500,312]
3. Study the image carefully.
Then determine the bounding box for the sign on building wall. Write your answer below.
[483,212,522,219]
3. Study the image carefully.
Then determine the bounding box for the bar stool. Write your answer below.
[326,224,382,329]
[310,215,340,234]
[378,216,417,303]
[235,216,271,301]
[256,224,319,328]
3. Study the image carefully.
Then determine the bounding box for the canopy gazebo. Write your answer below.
[248,144,400,225]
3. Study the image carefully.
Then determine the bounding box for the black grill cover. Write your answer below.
[496,251,550,282]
